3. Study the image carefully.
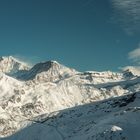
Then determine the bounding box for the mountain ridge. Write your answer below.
[0,56,140,140]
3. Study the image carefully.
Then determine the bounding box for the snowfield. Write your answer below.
[0,56,140,140]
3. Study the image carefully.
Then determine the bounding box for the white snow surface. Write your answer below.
[0,56,139,140]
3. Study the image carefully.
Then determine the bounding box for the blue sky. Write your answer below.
[0,0,140,71]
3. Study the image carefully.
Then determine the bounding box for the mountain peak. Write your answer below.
[1,56,28,65]
[0,56,30,74]
[17,60,77,81]
[31,60,61,72]
[0,56,18,61]
[122,66,140,77]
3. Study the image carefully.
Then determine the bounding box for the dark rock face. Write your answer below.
[111,93,136,108]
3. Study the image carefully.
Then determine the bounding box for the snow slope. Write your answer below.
[1,92,140,140]
[0,56,139,140]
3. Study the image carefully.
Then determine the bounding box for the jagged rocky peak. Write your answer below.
[122,66,140,78]
[31,60,61,72]
[0,56,30,74]
[20,60,77,81]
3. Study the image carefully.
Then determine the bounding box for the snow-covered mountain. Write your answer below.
[122,66,140,78]
[0,56,30,75]
[17,60,77,82]
[0,56,140,140]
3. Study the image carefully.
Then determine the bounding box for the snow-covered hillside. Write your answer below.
[1,92,140,140]
[0,56,140,140]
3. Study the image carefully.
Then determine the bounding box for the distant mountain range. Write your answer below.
[0,56,140,140]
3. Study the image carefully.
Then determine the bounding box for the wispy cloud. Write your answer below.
[128,44,140,63]
[110,0,140,34]
[12,54,38,67]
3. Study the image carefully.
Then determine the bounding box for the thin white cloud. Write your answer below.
[12,54,36,67]
[128,45,140,63]
[110,0,140,34]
